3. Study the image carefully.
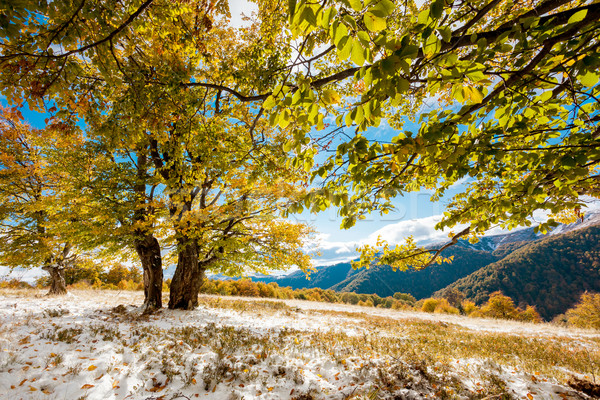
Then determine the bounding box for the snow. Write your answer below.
[0,290,597,399]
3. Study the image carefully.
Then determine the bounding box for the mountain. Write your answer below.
[328,245,498,298]
[434,223,600,320]
[251,244,498,299]
[249,210,600,319]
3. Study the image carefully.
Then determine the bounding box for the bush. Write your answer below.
[0,278,33,289]
[421,298,440,313]
[480,291,518,320]
[433,298,460,314]
[461,300,479,316]
[566,292,600,330]
[236,279,259,297]
[393,292,416,305]
[516,305,542,323]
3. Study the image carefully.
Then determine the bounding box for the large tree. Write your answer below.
[0,0,314,309]
[264,0,600,269]
[56,134,166,311]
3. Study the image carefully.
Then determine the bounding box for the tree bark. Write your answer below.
[134,234,163,312]
[168,238,206,310]
[43,265,67,295]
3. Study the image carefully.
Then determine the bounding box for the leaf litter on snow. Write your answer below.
[0,289,598,399]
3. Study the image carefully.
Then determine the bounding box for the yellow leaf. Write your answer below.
[29,386,37,392]
[81,384,94,389]
[88,365,97,371]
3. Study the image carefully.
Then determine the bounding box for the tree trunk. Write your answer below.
[168,238,205,310]
[43,265,67,295]
[134,235,163,312]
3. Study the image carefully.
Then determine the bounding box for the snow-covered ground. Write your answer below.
[0,290,598,399]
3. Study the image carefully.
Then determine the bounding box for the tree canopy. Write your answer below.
[0,0,314,308]
[1,0,599,304]
[270,0,600,269]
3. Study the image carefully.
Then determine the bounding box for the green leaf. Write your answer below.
[278,109,291,128]
[318,8,335,29]
[430,0,444,19]
[337,36,352,60]
[333,22,349,46]
[322,89,341,104]
[397,78,410,93]
[579,71,599,87]
[263,95,277,110]
[417,9,430,25]
[347,0,362,12]
[363,12,387,32]
[424,33,440,57]
[288,0,298,20]
[568,9,587,25]
[351,38,366,65]
[372,0,395,17]
[437,27,451,43]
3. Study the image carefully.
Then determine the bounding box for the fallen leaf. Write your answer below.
[88,365,97,371]
[29,386,37,391]
[81,384,94,389]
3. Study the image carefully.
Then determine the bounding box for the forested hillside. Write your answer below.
[434,225,600,320]
[329,245,498,298]
[255,245,497,299]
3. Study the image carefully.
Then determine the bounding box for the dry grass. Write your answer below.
[1,289,598,399]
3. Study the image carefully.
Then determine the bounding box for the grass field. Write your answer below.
[1,289,598,399]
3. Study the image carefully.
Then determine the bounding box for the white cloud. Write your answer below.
[228,0,257,28]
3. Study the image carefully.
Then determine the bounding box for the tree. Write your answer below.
[0,0,314,309]
[0,107,80,294]
[566,291,600,329]
[268,0,600,269]
[480,291,518,319]
[56,132,167,311]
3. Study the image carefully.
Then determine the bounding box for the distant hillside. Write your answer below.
[255,245,498,299]
[434,224,600,320]
[245,211,600,319]
[329,245,498,298]
[253,262,360,291]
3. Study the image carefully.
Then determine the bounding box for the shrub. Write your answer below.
[434,298,460,314]
[516,305,542,323]
[236,279,259,297]
[393,292,416,305]
[461,300,479,316]
[0,278,33,289]
[421,298,440,313]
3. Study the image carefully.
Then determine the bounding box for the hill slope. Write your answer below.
[257,245,498,299]
[434,224,600,320]
[329,245,498,298]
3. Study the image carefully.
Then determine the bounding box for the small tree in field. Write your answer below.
[566,292,600,330]
[0,107,80,295]
[480,292,518,320]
